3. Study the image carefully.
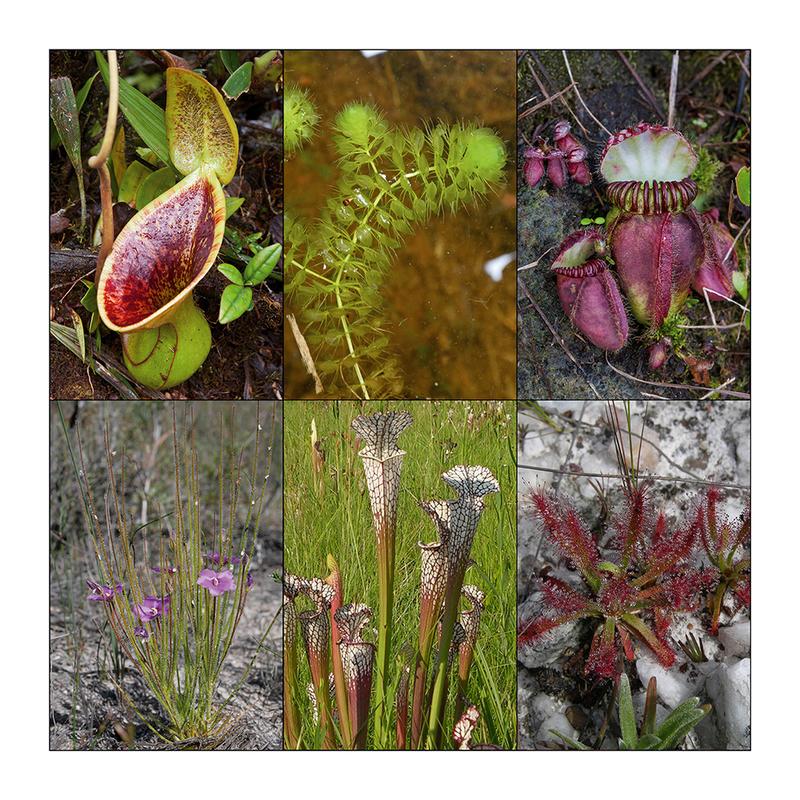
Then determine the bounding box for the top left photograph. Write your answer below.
[49,50,284,399]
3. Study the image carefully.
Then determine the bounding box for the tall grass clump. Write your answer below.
[57,401,279,745]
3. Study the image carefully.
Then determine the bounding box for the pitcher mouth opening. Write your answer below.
[606,177,698,214]
[97,167,225,333]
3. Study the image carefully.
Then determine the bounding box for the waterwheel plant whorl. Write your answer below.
[552,229,629,352]
[601,123,699,214]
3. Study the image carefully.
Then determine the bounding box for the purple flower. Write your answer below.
[134,595,170,623]
[197,569,236,597]
[152,565,177,575]
[247,571,254,588]
[87,580,123,602]
[134,626,151,641]
[205,551,247,566]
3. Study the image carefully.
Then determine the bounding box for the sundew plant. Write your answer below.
[284,86,507,399]
[283,401,516,750]
[60,402,279,745]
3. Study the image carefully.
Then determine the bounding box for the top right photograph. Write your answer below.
[517,50,750,400]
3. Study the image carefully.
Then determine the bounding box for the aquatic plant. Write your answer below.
[66,403,278,744]
[285,90,507,398]
[549,123,740,369]
[283,411,499,749]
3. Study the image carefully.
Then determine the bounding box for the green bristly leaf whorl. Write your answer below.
[284,85,320,155]
[287,101,507,398]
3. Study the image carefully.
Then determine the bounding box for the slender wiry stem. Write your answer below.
[326,555,352,748]
[88,50,119,283]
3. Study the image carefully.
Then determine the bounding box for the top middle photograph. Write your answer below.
[284,50,517,400]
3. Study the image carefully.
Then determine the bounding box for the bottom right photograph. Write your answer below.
[517,401,750,750]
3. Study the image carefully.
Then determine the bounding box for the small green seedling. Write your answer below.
[553,673,710,751]
[218,243,282,324]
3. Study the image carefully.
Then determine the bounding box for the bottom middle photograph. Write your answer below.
[282,401,516,750]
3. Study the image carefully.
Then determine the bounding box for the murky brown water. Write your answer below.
[284,50,517,399]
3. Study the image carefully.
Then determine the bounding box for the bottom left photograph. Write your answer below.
[49,401,283,750]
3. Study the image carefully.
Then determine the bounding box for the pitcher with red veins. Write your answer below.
[552,229,629,352]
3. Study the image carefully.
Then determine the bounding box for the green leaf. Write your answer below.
[80,282,98,314]
[135,166,176,208]
[550,730,592,750]
[618,673,638,750]
[222,62,253,101]
[220,50,240,74]
[225,197,245,219]
[219,284,252,324]
[243,243,281,285]
[744,311,751,331]
[69,309,86,363]
[135,147,161,166]
[732,270,749,300]
[96,50,172,167]
[253,51,281,86]
[50,72,97,150]
[636,734,662,750]
[75,72,98,113]
[655,703,709,750]
[217,263,244,285]
[736,166,751,207]
[49,77,86,232]
[118,160,153,205]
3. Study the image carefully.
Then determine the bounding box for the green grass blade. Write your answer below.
[618,673,639,749]
[49,77,86,233]
[96,50,172,167]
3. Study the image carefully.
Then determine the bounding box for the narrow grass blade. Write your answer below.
[96,50,172,167]
[50,77,86,233]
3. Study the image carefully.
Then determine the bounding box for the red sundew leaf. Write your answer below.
[734,577,751,608]
[621,613,676,669]
[517,613,579,647]
[598,576,638,615]
[98,166,225,332]
[618,626,636,661]
[585,621,618,679]
[541,578,591,615]
[531,491,600,580]
[659,572,705,611]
